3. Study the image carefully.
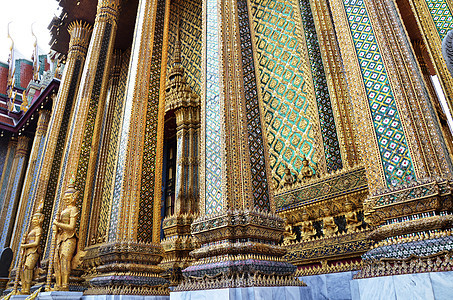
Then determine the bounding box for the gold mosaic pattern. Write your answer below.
[97,50,130,243]
[168,0,202,96]
[249,0,325,188]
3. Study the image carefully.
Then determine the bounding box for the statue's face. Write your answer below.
[32,216,40,227]
[303,160,308,166]
[64,193,75,206]
[32,215,43,227]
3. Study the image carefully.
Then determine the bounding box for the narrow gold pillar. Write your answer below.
[413,40,453,158]
[42,0,121,291]
[82,0,170,295]
[50,0,121,252]
[0,136,31,248]
[160,37,200,285]
[10,109,51,266]
[33,21,92,268]
[404,0,453,116]
[0,138,17,212]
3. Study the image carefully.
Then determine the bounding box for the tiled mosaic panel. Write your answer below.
[343,0,416,186]
[205,0,223,215]
[237,0,270,211]
[98,50,130,242]
[0,156,25,247]
[298,0,342,173]
[43,59,81,258]
[75,22,113,214]
[168,0,202,96]
[249,0,318,187]
[138,0,166,242]
[424,0,453,39]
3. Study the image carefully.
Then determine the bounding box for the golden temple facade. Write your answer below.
[0,0,453,297]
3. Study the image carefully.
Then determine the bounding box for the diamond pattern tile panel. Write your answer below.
[343,0,416,186]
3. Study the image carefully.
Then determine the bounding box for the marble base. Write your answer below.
[298,271,357,300]
[39,291,84,300]
[11,295,28,300]
[351,271,453,300]
[170,286,312,300]
[83,296,169,300]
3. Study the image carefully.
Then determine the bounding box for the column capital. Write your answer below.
[67,20,93,56]
[15,136,30,158]
[96,0,121,24]
[36,110,51,137]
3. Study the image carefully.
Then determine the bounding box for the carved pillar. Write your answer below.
[160,36,200,285]
[175,0,303,291]
[308,0,360,168]
[10,110,51,267]
[0,136,31,249]
[42,0,121,290]
[81,0,169,295]
[0,139,17,212]
[84,49,127,247]
[413,40,453,158]
[402,0,453,116]
[329,0,453,276]
[33,21,92,270]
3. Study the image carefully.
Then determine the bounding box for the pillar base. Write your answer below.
[82,296,169,300]
[10,295,28,300]
[82,242,169,296]
[170,286,311,300]
[350,271,453,299]
[39,291,83,300]
[176,209,304,291]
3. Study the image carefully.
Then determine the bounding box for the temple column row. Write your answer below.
[10,109,51,266]
[0,136,30,249]
[32,21,92,273]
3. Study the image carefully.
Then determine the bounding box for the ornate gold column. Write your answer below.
[308,0,360,167]
[175,0,303,291]
[10,110,51,266]
[42,0,121,290]
[81,0,169,295]
[413,40,453,158]
[33,21,92,270]
[403,0,453,115]
[328,0,453,276]
[0,136,31,249]
[84,49,128,247]
[0,138,17,212]
[160,35,200,285]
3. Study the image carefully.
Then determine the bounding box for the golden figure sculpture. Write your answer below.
[283,218,297,243]
[282,167,296,188]
[345,202,362,232]
[300,156,315,181]
[295,211,316,240]
[52,183,79,291]
[20,201,44,294]
[322,212,338,236]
